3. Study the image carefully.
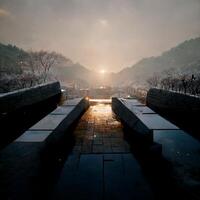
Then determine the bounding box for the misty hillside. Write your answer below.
[0,43,28,75]
[1,37,200,89]
[0,43,93,87]
[115,37,200,86]
[52,58,107,88]
[0,43,110,88]
[51,56,92,87]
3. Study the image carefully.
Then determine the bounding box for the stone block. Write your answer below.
[137,114,179,130]
[15,130,51,142]
[50,106,75,115]
[30,114,66,130]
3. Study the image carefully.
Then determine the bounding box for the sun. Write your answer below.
[100,69,106,74]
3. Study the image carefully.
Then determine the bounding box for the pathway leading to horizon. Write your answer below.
[0,101,194,200]
[50,103,153,200]
[73,103,130,154]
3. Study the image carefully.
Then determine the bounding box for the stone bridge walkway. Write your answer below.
[50,103,153,200]
[0,102,193,200]
[73,103,130,154]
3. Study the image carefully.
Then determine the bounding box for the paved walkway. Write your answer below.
[50,103,153,200]
[0,103,194,200]
[73,104,130,154]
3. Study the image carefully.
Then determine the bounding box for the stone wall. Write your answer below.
[0,81,61,149]
[43,98,89,158]
[146,88,200,114]
[0,81,61,113]
[146,88,200,138]
[112,97,154,145]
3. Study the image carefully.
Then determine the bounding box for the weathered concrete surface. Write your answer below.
[43,98,89,156]
[146,88,200,114]
[15,98,89,157]
[62,98,82,106]
[0,102,198,200]
[0,103,155,200]
[49,103,154,200]
[50,106,75,115]
[70,103,130,154]
[137,114,178,130]
[30,115,67,130]
[112,97,200,198]
[112,97,179,132]
[112,98,159,145]
[15,131,52,142]
[130,106,156,115]
[0,82,62,149]
[154,129,200,197]
[146,88,200,140]
[0,81,61,113]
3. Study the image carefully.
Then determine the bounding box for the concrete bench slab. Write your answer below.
[0,81,61,149]
[154,130,200,160]
[0,81,61,113]
[137,114,179,130]
[30,114,66,130]
[62,98,82,106]
[12,97,89,161]
[112,98,153,144]
[15,130,51,142]
[50,106,75,115]
[131,106,156,115]
[112,97,180,146]
[120,98,144,107]
[153,129,200,193]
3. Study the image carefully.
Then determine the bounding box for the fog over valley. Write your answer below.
[0,0,200,72]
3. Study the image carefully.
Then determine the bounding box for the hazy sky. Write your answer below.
[0,0,200,72]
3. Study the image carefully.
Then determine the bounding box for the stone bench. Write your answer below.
[15,97,89,157]
[154,129,200,196]
[112,97,179,145]
[0,81,62,149]
[112,97,200,196]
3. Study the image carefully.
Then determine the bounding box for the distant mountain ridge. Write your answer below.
[114,37,200,86]
[0,43,93,87]
[1,37,200,88]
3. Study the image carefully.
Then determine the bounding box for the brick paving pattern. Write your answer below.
[72,103,130,154]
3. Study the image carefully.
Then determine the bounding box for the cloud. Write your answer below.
[0,0,199,72]
[99,19,109,27]
[0,8,11,18]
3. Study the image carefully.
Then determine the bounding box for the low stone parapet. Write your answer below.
[0,81,62,149]
[0,81,61,114]
[146,88,200,114]
[112,98,178,145]
[15,97,89,158]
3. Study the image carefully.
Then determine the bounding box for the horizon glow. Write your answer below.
[0,0,200,72]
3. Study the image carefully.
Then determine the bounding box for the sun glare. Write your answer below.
[100,69,106,74]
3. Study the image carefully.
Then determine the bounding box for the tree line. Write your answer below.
[0,47,60,93]
[147,68,200,96]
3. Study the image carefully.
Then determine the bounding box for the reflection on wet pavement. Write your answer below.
[72,103,130,154]
[1,102,199,200]
[51,103,154,200]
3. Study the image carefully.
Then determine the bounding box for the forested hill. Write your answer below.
[115,37,200,86]
[1,37,200,91]
[0,43,92,92]
[0,43,27,74]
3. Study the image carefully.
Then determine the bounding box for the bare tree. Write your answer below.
[147,67,200,96]
[18,50,60,83]
[147,73,160,88]
[36,51,59,82]
[0,45,65,93]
